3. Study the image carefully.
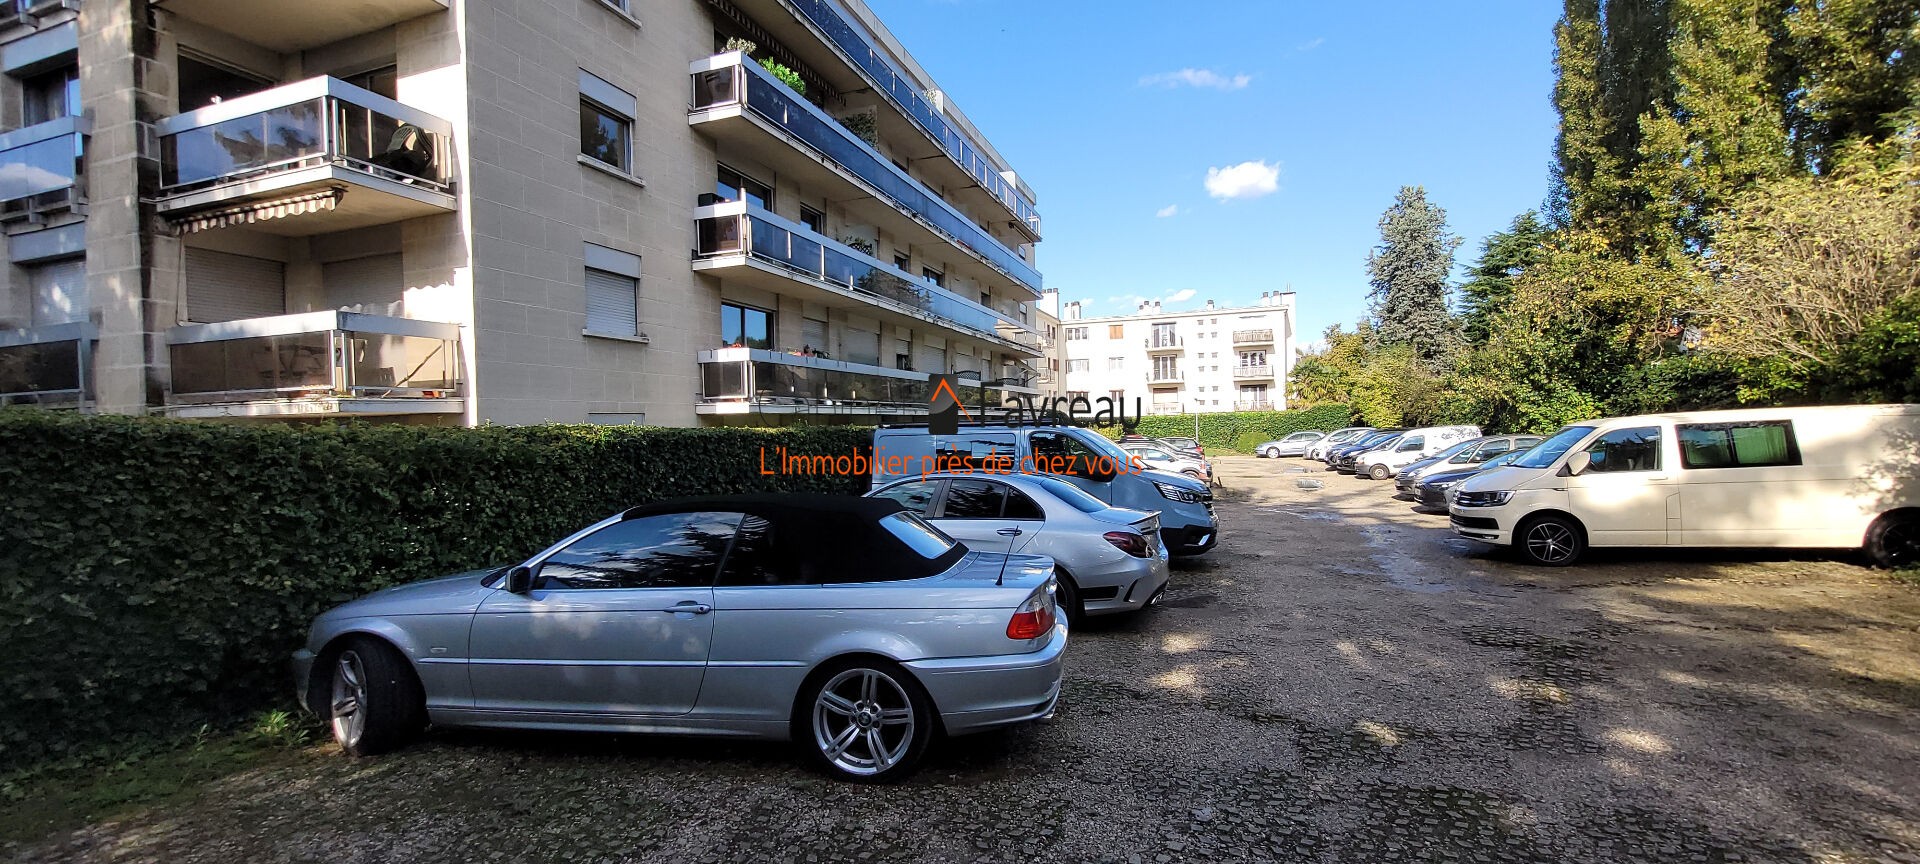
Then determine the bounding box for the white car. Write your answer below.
[869,472,1172,621]
[1354,425,1483,480]
[1122,444,1211,483]
[1306,427,1376,461]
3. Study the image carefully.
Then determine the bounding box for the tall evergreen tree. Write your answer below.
[1459,212,1553,344]
[1549,0,1606,226]
[1366,186,1462,368]
[1785,0,1920,170]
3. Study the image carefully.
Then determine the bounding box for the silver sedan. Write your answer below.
[292,494,1066,782]
[868,472,1171,622]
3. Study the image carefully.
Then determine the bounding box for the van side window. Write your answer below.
[1396,435,1424,452]
[1030,430,1097,475]
[1583,426,1662,473]
[1677,421,1800,469]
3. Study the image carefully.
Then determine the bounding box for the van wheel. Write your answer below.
[1367,464,1392,481]
[1517,515,1584,566]
[1865,511,1920,570]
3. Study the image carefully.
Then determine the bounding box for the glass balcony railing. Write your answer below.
[157,77,453,198]
[694,201,1042,351]
[166,311,459,403]
[0,116,86,206]
[699,348,1027,411]
[779,0,1039,237]
[690,54,1042,295]
[1235,400,1275,412]
[0,322,91,402]
[1148,369,1184,384]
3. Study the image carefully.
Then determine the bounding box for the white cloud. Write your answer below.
[1204,160,1281,201]
[1166,289,1197,303]
[1297,37,1326,52]
[1138,68,1252,91]
[1155,204,1180,218]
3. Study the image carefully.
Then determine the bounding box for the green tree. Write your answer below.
[1784,0,1920,170]
[1459,211,1553,343]
[1365,186,1461,368]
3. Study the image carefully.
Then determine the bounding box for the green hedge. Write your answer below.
[1100,404,1355,451]
[0,412,873,767]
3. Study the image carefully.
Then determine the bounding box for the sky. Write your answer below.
[864,0,1564,345]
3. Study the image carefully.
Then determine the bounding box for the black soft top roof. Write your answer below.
[619,494,962,584]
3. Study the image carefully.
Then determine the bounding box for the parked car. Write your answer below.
[1415,449,1529,510]
[1394,435,1546,496]
[1158,436,1205,457]
[869,472,1170,622]
[1121,434,1203,458]
[1307,427,1376,461]
[1332,430,1405,472]
[873,423,1218,555]
[1354,425,1484,480]
[1257,431,1326,458]
[292,495,1065,782]
[1450,404,1920,567]
[1122,443,1212,484]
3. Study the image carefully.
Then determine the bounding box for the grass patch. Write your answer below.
[0,710,322,845]
[1892,567,1920,587]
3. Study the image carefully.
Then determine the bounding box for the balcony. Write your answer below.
[149,0,446,53]
[1144,334,1183,353]
[698,347,1033,417]
[1233,365,1274,380]
[1232,329,1275,346]
[762,0,1040,242]
[1235,400,1274,412]
[692,200,1041,357]
[0,116,87,219]
[155,77,455,237]
[1148,404,1186,416]
[162,310,462,419]
[688,53,1041,297]
[0,321,92,406]
[1147,369,1183,385]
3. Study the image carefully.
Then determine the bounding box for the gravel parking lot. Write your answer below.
[15,455,1920,864]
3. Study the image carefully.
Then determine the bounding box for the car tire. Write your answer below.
[1054,571,1085,626]
[1864,510,1920,569]
[1182,469,1203,481]
[1260,447,1277,458]
[1367,463,1392,481]
[797,658,935,783]
[1516,514,1585,567]
[326,636,426,757]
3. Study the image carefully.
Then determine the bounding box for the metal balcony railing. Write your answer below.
[1235,400,1274,412]
[699,347,1028,411]
[1147,369,1183,384]
[1144,334,1183,350]
[1232,364,1274,379]
[1232,329,1274,345]
[166,311,460,404]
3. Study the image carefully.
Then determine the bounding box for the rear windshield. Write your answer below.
[1036,477,1108,513]
[879,512,959,558]
[1512,426,1595,469]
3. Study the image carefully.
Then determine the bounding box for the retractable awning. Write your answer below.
[167,187,346,235]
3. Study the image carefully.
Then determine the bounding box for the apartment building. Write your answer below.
[1059,291,1296,415]
[0,0,1043,426]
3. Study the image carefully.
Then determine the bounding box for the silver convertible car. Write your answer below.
[293,495,1065,782]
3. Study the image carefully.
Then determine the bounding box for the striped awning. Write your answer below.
[168,187,346,235]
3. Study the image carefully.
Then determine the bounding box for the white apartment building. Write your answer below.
[0,0,1042,426]
[1059,291,1296,415]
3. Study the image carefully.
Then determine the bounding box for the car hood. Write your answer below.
[319,568,501,620]
[1421,468,1482,486]
[1141,468,1206,491]
[1458,465,1548,493]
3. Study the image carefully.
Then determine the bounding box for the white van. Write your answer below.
[1354,425,1483,480]
[1449,404,1920,567]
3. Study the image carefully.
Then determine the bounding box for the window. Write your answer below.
[176,54,271,111]
[872,480,939,516]
[538,512,741,589]
[1678,421,1800,469]
[1066,327,1088,341]
[579,70,635,172]
[1030,430,1100,475]
[879,512,958,559]
[1513,426,1596,470]
[942,479,1005,518]
[717,515,787,586]
[22,65,80,126]
[894,252,911,272]
[1476,438,1515,460]
[584,243,642,337]
[716,165,771,209]
[1395,435,1425,452]
[26,258,86,326]
[1108,389,1124,403]
[1583,426,1662,473]
[1004,486,1045,520]
[341,65,399,100]
[1037,477,1107,513]
[1107,356,1125,371]
[1067,359,1089,373]
[721,302,773,349]
[1239,350,1267,367]
[1151,323,1176,348]
[1151,356,1178,379]
[1108,324,1125,339]
[979,291,990,307]
[798,204,824,234]
[922,267,945,287]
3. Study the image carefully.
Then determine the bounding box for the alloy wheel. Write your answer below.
[330,650,369,748]
[812,668,915,776]
[1524,521,1578,565]
[1884,520,1920,569]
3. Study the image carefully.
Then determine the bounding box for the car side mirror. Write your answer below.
[505,565,534,594]
[1563,451,1593,477]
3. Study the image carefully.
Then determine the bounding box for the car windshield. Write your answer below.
[1511,425,1595,469]
[878,512,959,558]
[1481,450,1526,469]
[1036,477,1108,513]
[1070,428,1132,463]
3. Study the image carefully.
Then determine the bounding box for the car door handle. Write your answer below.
[663,602,712,614]
[996,527,1023,537]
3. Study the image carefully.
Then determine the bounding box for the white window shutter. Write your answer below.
[585,268,638,335]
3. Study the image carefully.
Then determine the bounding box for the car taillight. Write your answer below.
[1006,584,1057,639]
[1103,530,1151,558]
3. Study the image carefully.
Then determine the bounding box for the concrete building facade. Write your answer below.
[0,0,1042,426]
[1058,291,1296,415]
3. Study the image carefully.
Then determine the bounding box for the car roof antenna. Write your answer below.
[995,549,1010,586]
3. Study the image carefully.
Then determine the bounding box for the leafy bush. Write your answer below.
[1232,431,1266,453]
[1097,404,1354,451]
[759,58,805,95]
[0,412,872,767]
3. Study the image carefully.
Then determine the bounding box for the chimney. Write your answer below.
[1204,299,1215,310]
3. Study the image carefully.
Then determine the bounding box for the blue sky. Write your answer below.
[865,0,1564,345]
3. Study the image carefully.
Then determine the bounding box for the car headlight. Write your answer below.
[1430,479,1458,489]
[1154,481,1205,504]
[1454,490,1513,507]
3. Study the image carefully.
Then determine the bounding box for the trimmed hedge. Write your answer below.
[1100,404,1355,452]
[0,412,873,766]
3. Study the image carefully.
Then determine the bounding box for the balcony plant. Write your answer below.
[838,111,879,147]
[839,236,876,257]
[759,58,805,96]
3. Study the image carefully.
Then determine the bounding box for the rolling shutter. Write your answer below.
[916,345,944,374]
[29,257,87,326]
[802,318,827,353]
[320,253,403,312]
[185,248,285,323]
[585,268,638,336]
[843,325,879,365]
